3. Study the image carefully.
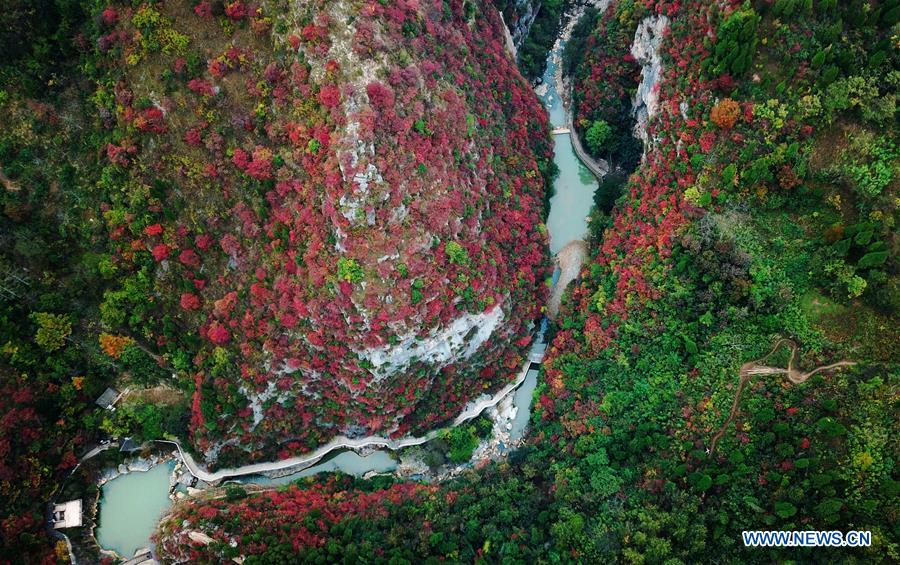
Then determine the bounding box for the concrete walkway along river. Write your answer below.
[159,336,547,483]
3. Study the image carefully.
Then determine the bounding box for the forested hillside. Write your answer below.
[84,0,555,467]
[1,0,555,559]
[155,0,898,562]
[1,0,897,562]
[1,0,121,560]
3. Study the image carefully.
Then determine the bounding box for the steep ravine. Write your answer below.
[89,6,621,561]
[494,0,543,47]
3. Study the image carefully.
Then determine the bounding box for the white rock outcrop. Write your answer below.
[499,11,518,58]
[355,304,505,382]
[631,15,670,145]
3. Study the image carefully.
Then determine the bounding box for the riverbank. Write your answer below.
[80,350,544,562]
[566,108,609,179]
[548,240,589,318]
[552,2,611,182]
[555,13,609,181]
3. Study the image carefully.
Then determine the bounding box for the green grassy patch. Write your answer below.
[800,289,847,321]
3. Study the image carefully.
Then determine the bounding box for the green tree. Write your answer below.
[703,5,760,77]
[445,241,468,265]
[336,257,363,282]
[31,311,71,351]
[446,425,478,463]
[585,119,612,156]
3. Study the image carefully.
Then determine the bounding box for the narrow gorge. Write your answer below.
[2,0,895,562]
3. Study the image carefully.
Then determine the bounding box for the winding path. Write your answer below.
[160,339,547,483]
[565,108,609,180]
[708,338,856,456]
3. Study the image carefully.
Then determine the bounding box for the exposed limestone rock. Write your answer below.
[355,303,506,382]
[631,15,670,145]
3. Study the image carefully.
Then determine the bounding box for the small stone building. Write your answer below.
[51,499,82,529]
[95,387,120,410]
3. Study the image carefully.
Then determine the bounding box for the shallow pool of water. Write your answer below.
[96,460,174,559]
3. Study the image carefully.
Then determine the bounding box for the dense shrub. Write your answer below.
[710,97,741,129]
[702,4,760,78]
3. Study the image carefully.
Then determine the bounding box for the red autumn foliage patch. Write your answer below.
[151,243,170,261]
[98,0,553,468]
[180,292,201,311]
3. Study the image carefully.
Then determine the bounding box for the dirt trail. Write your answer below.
[548,239,588,319]
[708,339,855,456]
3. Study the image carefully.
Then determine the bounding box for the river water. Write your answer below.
[540,31,599,253]
[510,368,541,441]
[234,450,398,486]
[94,14,598,558]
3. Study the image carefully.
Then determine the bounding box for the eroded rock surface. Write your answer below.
[631,15,670,144]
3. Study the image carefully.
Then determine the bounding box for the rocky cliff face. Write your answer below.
[630,14,670,145]
[96,0,553,466]
[494,0,542,47]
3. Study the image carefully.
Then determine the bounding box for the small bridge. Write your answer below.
[551,126,571,135]
[527,339,547,364]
